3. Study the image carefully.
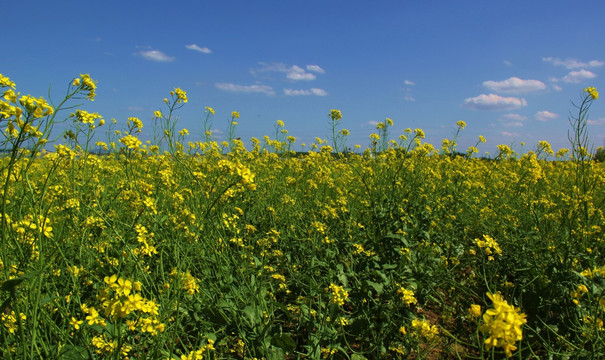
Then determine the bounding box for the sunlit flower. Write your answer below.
[328,283,348,306]
[479,292,527,357]
[330,109,342,122]
[584,86,598,100]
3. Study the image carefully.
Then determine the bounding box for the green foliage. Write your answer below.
[0,73,603,359]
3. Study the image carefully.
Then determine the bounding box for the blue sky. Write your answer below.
[3,0,605,154]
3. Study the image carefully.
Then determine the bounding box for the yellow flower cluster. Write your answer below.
[570,284,589,306]
[469,304,482,318]
[584,86,599,100]
[127,116,143,131]
[132,224,157,257]
[171,87,188,103]
[1,311,26,334]
[411,318,439,340]
[217,159,257,191]
[119,134,142,149]
[72,73,97,101]
[474,235,502,260]
[78,274,166,337]
[479,292,527,357]
[170,269,200,295]
[71,109,103,127]
[179,339,215,360]
[330,109,342,122]
[19,94,54,118]
[397,286,418,306]
[91,334,131,356]
[0,73,16,88]
[328,283,349,306]
[352,243,376,257]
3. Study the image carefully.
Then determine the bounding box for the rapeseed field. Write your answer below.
[0,73,603,359]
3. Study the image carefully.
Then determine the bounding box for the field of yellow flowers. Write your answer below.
[1,73,604,359]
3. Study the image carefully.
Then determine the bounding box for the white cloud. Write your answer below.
[499,113,528,122]
[138,50,175,62]
[462,94,527,111]
[404,80,415,86]
[253,62,320,81]
[287,65,316,81]
[551,84,563,91]
[587,118,605,125]
[483,77,546,94]
[404,95,416,102]
[306,65,325,73]
[503,122,524,127]
[503,60,513,67]
[535,111,559,122]
[185,44,212,54]
[562,69,597,83]
[283,88,328,96]
[543,57,604,69]
[501,131,521,137]
[215,83,275,96]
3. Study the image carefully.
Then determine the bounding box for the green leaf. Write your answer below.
[364,280,384,295]
[272,333,296,352]
[0,268,43,291]
[0,278,25,292]
[267,346,286,360]
[242,305,258,326]
[59,345,89,360]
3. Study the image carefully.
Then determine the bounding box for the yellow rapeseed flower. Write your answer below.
[0,74,16,88]
[330,109,342,121]
[69,317,83,330]
[328,283,348,306]
[479,292,527,357]
[584,86,598,100]
[469,304,482,318]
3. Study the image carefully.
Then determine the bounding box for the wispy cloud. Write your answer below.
[462,94,527,111]
[543,57,604,69]
[284,88,328,96]
[253,62,322,81]
[587,118,605,125]
[483,77,546,94]
[286,65,316,81]
[551,84,563,91]
[501,131,521,137]
[138,49,175,62]
[185,44,212,54]
[561,69,597,83]
[503,60,513,67]
[535,111,559,122]
[499,113,528,122]
[499,113,527,127]
[306,65,325,74]
[402,80,415,101]
[215,82,275,96]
